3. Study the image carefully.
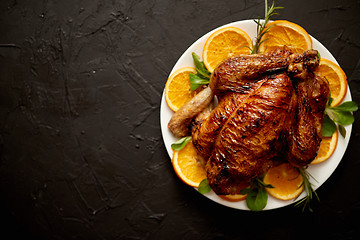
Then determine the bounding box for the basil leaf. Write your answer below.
[198,178,212,194]
[338,124,346,138]
[330,101,358,112]
[171,136,191,151]
[322,114,337,137]
[246,188,268,211]
[189,73,209,91]
[330,110,354,126]
[192,52,211,79]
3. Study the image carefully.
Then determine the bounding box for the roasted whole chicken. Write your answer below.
[168,47,329,195]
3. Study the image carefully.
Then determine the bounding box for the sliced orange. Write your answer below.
[165,67,197,112]
[218,181,249,202]
[258,20,312,53]
[316,59,348,106]
[263,163,304,201]
[220,194,247,202]
[172,140,206,187]
[203,26,253,72]
[311,130,338,164]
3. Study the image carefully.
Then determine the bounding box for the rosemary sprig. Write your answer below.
[295,167,320,212]
[251,0,283,54]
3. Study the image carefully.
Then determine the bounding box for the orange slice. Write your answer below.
[172,140,206,187]
[219,181,249,202]
[220,194,247,202]
[311,130,338,164]
[258,20,312,53]
[316,59,348,106]
[165,67,197,112]
[263,163,304,201]
[203,26,253,72]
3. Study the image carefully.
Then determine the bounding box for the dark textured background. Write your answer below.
[1,0,360,239]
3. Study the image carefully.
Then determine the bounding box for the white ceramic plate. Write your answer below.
[160,20,352,210]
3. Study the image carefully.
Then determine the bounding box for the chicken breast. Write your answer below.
[206,73,294,194]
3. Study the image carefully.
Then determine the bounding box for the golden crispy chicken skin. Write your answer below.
[286,72,329,167]
[210,47,319,94]
[206,73,295,194]
[168,86,214,138]
[191,83,265,160]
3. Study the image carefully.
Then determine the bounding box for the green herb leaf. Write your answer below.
[295,167,319,212]
[326,93,333,107]
[322,114,337,137]
[327,109,354,126]
[256,177,274,189]
[192,52,211,79]
[323,99,357,138]
[189,73,209,91]
[262,183,274,189]
[243,177,270,211]
[251,0,283,54]
[189,53,211,91]
[246,187,268,211]
[171,136,191,151]
[198,178,212,194]
[338,124,346,138]
[329,101,358,112]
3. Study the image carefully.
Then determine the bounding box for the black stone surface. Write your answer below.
[1,0,360,239]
